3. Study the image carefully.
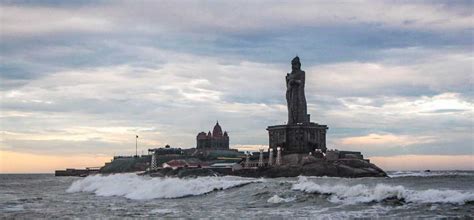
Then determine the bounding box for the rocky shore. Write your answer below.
[148,153,387,178]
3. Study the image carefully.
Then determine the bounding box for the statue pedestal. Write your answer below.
[267,123,328,154]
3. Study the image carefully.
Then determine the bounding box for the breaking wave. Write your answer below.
[292,177,474,205]
[67,174,256,200]
[267,195,296,204]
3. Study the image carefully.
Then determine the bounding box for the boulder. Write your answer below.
[282,154,303,165]
[177,168,219,178]
[301,155,320,165]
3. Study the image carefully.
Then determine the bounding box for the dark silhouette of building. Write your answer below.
[196,121,229,150]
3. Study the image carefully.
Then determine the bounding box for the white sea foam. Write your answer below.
[149,208,176,214]
[388,170,474,178]
[66,173,256,200]
[292,177,474,205]
[267,195,296,203]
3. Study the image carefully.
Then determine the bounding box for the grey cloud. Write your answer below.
[0,1,472,160]
[1,1,472,39]
[421,109,469,114]
[306,48,473,98]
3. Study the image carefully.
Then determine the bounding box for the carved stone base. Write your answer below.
[267,123,328,154]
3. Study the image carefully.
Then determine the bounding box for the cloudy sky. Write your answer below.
[1,0,473,172]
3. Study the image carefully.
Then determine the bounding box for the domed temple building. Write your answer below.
[196,122,229,150]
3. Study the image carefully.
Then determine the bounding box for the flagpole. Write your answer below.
[135,135,138,157]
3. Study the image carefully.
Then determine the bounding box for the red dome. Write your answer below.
[212,121,223,137]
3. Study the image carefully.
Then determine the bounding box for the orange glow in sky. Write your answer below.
[1,150,473,173]
[0,150,110,174]
[369,155,474,171]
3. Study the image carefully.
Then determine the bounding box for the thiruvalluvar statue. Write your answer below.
[286,56,309,124]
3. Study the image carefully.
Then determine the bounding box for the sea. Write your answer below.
[1,171,473,219]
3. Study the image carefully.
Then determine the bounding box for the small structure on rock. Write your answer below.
[268,148,274,166]
[276,147,282,166]
[258,149,264,167]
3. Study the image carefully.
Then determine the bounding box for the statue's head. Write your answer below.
[291,56,301,71]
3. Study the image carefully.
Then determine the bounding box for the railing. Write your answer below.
[244,162,270,168]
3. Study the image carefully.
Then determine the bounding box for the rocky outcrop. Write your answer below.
[301,159,386,177]
[148,154,386,178]
[149,168,220,178]
[290,153,386,177]
[100,156,150,173]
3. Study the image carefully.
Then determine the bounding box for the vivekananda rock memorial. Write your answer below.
[83,56,387,178]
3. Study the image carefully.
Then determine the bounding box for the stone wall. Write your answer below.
[267,123,328,154]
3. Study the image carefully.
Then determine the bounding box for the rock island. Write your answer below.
[56,57,387,178]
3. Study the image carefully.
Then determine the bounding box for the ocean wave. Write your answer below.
[388,171,474,178]
[292,177,474,205]
[267,195,296,204]
[1,204,24,212]
[66,173,256,200]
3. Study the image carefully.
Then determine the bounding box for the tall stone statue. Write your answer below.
[268,56,328,154]
[286,56,309,124]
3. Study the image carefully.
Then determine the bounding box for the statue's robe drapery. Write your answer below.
[286,70,308,124]
[267,56,328,154]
